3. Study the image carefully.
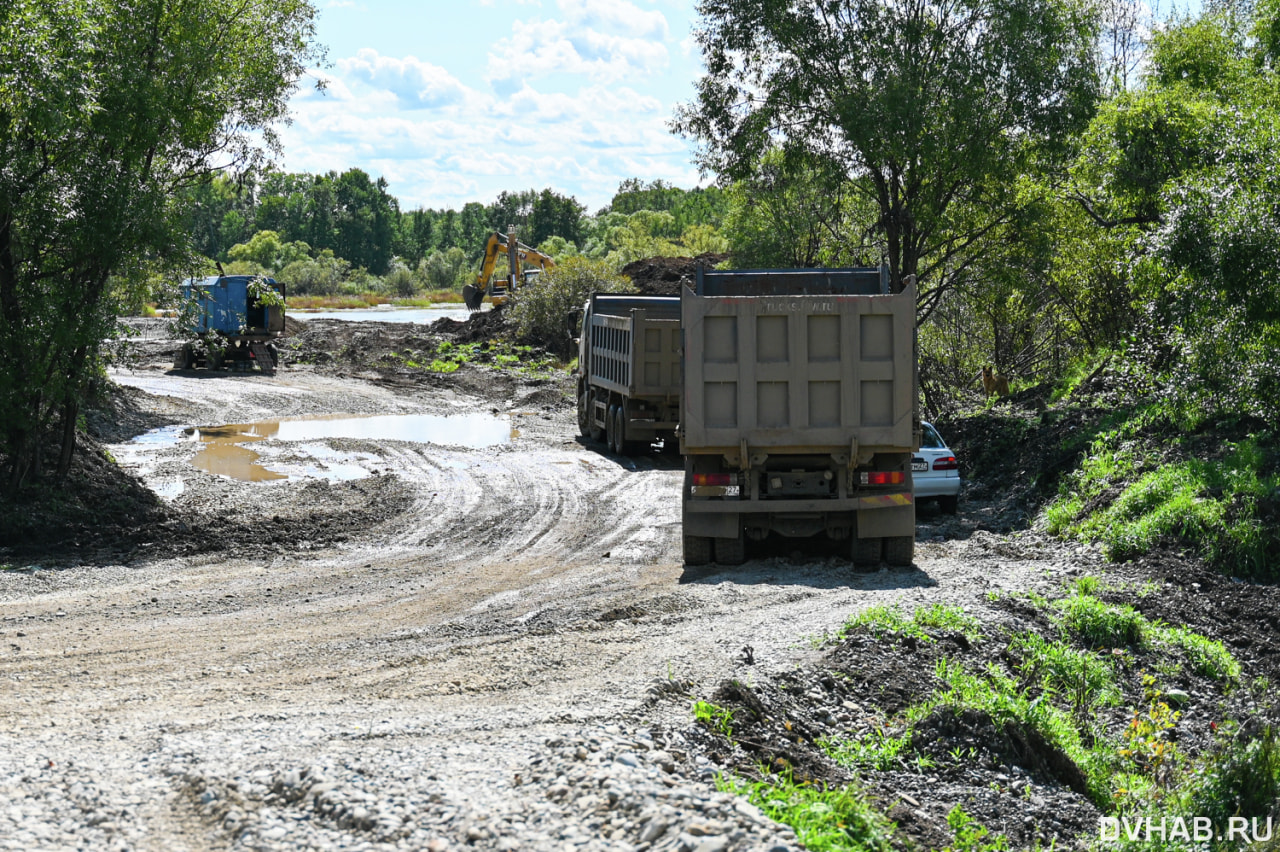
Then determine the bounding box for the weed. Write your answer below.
[822,725,912,772]
[1009,631,1121,718]
[1054,594,1146,647]
[693,700,736,739]
[944,805,1011,852]
[718,772,896,852]
[1117,675,1181,793]
[839,603,982,645]
[1154,626,1240,683]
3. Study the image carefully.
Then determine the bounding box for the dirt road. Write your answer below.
[0,349,1099,851]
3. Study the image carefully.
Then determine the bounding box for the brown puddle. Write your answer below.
[185,412,512,483]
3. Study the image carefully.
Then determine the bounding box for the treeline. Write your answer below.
[184,173,730,296]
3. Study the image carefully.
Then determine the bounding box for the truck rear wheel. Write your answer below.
[683,535,712,566]
[884,536,915,567]
[852,536,882,568]
[714,536,745,566]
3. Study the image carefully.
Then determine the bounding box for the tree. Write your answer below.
[674,0,1099,305]
[0,0,318,489]
[723,150,877,268]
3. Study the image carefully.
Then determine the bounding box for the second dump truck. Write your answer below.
[680,266,919,567]
[575,293,682,454]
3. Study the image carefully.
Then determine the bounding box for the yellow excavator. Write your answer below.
[462,228,556,311]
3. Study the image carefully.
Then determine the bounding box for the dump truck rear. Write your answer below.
[680,266,919,567]
[576,293,681,454]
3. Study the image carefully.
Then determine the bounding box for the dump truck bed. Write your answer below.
[585,294,681,400]
[681,269,917,456]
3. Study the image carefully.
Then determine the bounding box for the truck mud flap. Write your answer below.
[682,510,740,539]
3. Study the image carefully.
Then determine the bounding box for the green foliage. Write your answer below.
[838,603,983,645]
[676,0,1100,311]
[914,658,1113,803]
[0,0,318,489]
[944,806,1011,852]
[822,725,913,772]
[1009,631,1122,715]
[1054,594,1147,647]
[507,256,631,359]
[717,773,896,852]
[693,700,736,738]
[1046,425,1280,578]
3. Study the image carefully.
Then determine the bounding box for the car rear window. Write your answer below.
[922,424,945,449]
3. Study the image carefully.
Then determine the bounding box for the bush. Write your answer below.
[507,256,632,358]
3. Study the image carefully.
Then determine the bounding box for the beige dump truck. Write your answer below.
[680,266,919,567]
[575,293,682,454]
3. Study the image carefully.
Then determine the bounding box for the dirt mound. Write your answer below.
[428,304,509,344]
[621,254,727,296]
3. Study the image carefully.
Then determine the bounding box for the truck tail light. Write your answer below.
[693,473,733,487]
[933,456,958,471]
[861,471,906,486]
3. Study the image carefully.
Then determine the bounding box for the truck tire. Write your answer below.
[614,407,638,455]
[683,535,712,566]
[714,536,746,566]
[605,404,619,453]
[207,346,225,370]
[588,394,604,443]
[577,387,592,438]
[884,536,915,567]
[173,343,194,370]
[852,536,882,568]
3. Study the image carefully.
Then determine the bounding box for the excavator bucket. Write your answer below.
[462,284,483,311]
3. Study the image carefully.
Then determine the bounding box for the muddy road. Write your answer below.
[0,336,1105,851]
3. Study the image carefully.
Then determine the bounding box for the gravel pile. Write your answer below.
[0,720,797,851]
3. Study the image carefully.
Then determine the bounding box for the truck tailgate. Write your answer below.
[681,281,917,454]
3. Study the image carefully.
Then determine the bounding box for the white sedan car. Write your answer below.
[913,422,960,514]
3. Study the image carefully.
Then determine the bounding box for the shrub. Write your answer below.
[507,256,632,358]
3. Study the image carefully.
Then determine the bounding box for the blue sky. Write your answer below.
[277,0,708,214]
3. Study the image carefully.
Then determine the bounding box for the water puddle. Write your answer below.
[127,412,512,486]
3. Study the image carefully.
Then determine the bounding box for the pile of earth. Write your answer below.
[621,253,727,296]
[680,545,1280,850]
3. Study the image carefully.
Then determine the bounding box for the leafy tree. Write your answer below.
[0,0,318,489]
[723,150,877,268]
[528,188,585,248]
[674,0,1100,302]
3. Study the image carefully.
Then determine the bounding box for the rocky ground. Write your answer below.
[0,309,1275,851]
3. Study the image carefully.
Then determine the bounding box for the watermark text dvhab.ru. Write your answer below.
[1100,816,1273,844]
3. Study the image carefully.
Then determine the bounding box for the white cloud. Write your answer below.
[485,0,671,86]
[337,49,470,108]
[279,3,701,212]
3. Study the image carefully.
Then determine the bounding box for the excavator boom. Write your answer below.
[463,229,555,311]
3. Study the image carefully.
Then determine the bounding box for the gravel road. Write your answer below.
[0,353,1094,851]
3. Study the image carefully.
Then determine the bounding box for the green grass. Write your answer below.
[1054,593,1146,647]
[822,724,914,772]
[1044,424,1279,579]
[1050,591,1240,684]
[693,700,736,738]
[1009,631,1122,713]
[717,773,896,852]
[838,603,983,645]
